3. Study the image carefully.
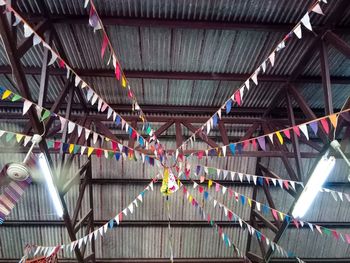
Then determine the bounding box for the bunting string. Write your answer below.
[0,1,153,148]
[0,87,159,161]
[0,128,163,168]
[184,108,349,160]
[84,0,160,145]
[179,180,304,261]
[22,177,157,259]
[174,0,327,155]
[190,177,350,244]
[178,182,246,258]
[187,164,350,202]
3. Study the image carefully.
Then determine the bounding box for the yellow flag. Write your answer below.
[121,76,127,88]
[329,114,338,128]
[276,131,283,145]
[188,195,193,203]
[15,134,23,143]
[279,212,284,220]
[2,90,12,100]
[69,144,74,154]
[87,147,94,157]
[208,179,213,189]
[248,198,252,207]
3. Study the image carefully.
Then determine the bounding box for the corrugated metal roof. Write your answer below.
[1,0,350,261]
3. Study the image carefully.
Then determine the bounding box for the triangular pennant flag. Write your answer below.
[311,3,324,15]
[91,93,99,106]
[320,118,330,134]
[33,34,41,46]
[251,71,258,85]
[23,24,33,38]
[40,109,51,122]
[261,61,266,73]
[234,90,241,106]
[11,94,22,102]
[101,33,108,59]
[269,52,275,67]
[276,131,283,144]
[226,100,232,114]
[86,88,94,101]
[12,14,21,26]
[1,90,12,100]
[301,12,312,31]
[22,100,33,115]
[245,80,250,90]
[68,122,75,134]
[128,203,134,214]
[329,114,337,128]
[309,121,318,135]
[293,126,301,137]
[48,51,58,66]
[257,137,266,151]
[299,124,309,140]
[293,24,302,39]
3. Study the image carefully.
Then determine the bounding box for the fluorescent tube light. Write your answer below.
[292,153,335,219]
[38,153,64,218]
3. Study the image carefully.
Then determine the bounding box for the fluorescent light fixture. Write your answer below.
[38,153,64,218]
[292,152,335,218]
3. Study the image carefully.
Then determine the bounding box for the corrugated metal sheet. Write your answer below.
[0,0,349,261]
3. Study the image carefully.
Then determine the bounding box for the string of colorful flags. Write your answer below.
[84,0,160,145]
[190,176,350,245]
[183,108,349,160]
[175,0,328,154]
[0,128,163,168]
[186,163,350,202]
[21,177,157,260]
[179,180,305,262]
[0,86,164,160]
[0,1,155,147]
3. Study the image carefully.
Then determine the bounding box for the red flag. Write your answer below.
[283,181,289,190]
[234,90,241,106]
[96,148,103,158]
[58,59,65,68]
[131,130,137,139]
[198,186,204,193]
[101,33,108,59]
[320,118,329,134]
[119,213,123,222]
[292,126,300,137]
[54,141,61,150]
[332,230,339,240]
[207,214,211,223]
[111,141,117,151]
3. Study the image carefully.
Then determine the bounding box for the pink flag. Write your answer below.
[292,126,300,137]
[115,64,121,80]
[320,118,329,134]
[215,183,220,192]
[283,129,291,139]
[234,90,241,106]
[101,33,108,59]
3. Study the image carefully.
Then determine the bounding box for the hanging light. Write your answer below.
[292,152,335,219]
[38,153,64,218]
